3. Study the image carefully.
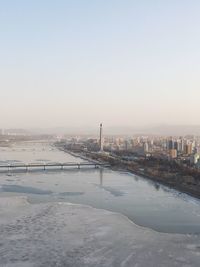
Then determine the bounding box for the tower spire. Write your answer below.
[99,123,103,151]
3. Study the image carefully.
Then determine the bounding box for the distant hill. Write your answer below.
[26,125,200,136]
[139,125,200,136]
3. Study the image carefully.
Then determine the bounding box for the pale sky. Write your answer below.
[0,0,200,129]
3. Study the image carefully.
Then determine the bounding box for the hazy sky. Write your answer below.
[1,0,200,129]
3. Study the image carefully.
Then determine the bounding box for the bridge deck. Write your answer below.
[0,162,110,171]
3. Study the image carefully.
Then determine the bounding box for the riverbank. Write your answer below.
[110,163,200,199]
[112,162,200,200]
[57,146,200,200]
[125,166,200,199]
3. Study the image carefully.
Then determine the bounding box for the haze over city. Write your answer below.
[1,0,200,130]
[2,1,200,266]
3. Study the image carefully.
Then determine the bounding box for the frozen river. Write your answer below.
[1,196,200,267]
[1,141,200,234]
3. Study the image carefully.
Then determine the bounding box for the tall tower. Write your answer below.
[99,123,104,151]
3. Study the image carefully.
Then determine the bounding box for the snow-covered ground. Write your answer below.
[0,197,200,267]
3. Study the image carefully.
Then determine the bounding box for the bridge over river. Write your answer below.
[0,162,110,173]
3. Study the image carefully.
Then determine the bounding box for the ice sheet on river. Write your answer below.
[0,197,200,267]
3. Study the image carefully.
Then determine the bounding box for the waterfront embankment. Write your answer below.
[56,144,200,200]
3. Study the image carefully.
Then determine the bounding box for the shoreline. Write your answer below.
[1,196,200,266]
[124,167,200,200]
[58,146,200,200]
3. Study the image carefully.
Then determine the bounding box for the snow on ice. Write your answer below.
[0,197,200,267]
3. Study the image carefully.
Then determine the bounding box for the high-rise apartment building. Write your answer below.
[169,149,177,159]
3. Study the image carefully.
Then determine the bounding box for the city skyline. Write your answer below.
[1,1,200,128]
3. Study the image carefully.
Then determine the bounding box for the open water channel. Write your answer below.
[1,141,200,234]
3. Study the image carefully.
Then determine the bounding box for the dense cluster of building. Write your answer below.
[1,125,199,169]
[62,125,200,169]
